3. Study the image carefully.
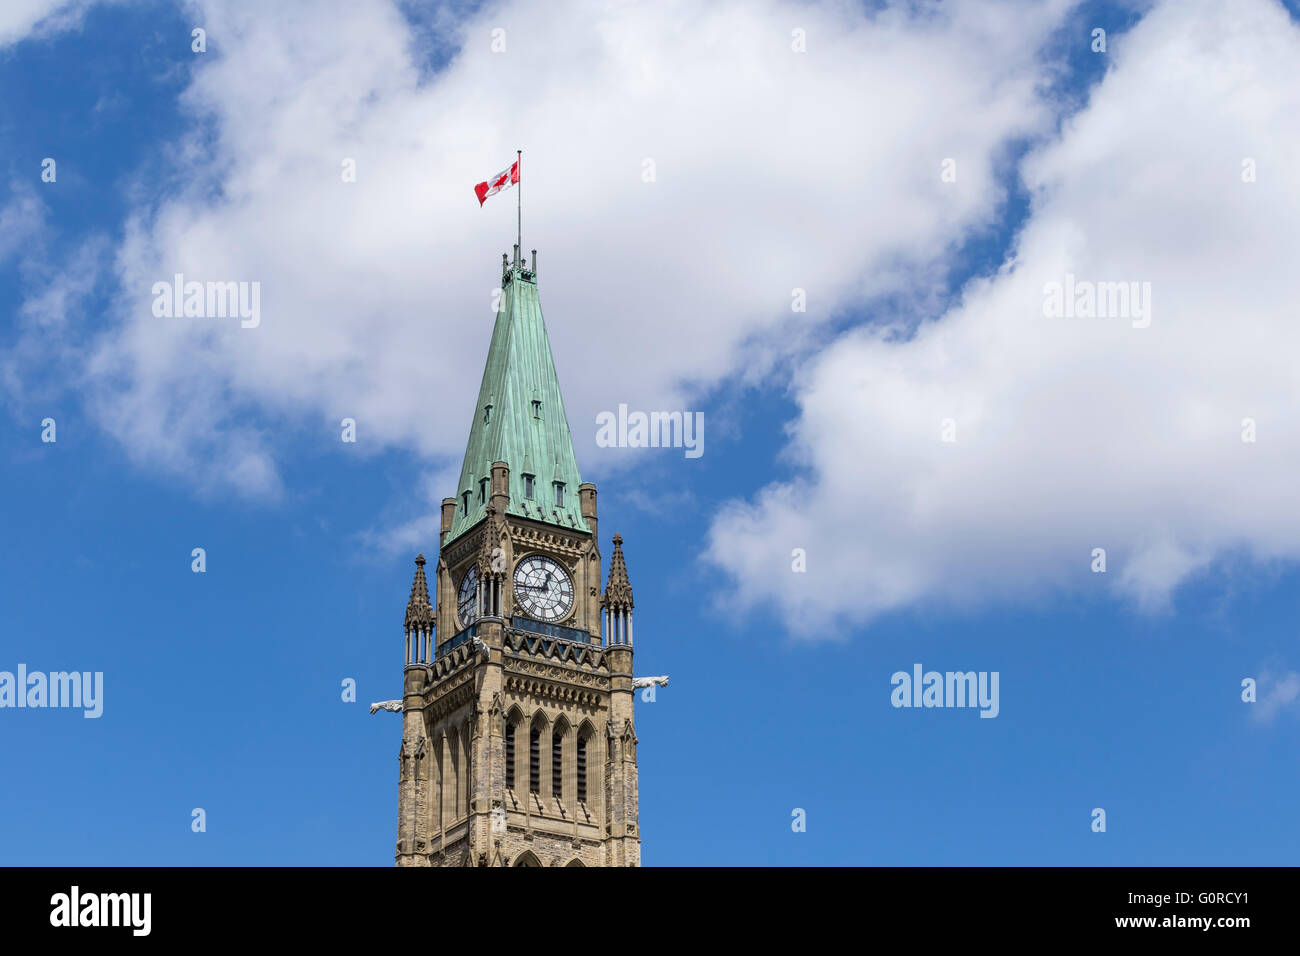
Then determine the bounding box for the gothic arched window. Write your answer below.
[505,721,516,791]
[576,735,587,804]
[529,727,540,794]
[552,728,564,802]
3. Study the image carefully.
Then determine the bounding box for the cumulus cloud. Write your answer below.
[56,0,1073,496]
[707,0,1300,634]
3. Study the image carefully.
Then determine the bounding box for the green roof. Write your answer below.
[445,262,589,545]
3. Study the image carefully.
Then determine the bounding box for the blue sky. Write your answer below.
[2,0,1299,866]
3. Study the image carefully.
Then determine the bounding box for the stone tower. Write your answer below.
[394,246,642,867]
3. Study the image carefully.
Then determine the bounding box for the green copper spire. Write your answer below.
[445,255,589,545]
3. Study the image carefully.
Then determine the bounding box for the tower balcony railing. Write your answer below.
[508,616,597,646]
[434,617,600,661]
[436,623,477,660]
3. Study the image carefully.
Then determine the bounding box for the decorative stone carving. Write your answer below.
[631,676,669,690]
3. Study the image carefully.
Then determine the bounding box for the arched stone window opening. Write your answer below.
[504,720,516,791]
[529,726,541,794]
[576,735,588,805]
[552,728,564,802]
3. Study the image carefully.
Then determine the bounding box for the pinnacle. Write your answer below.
[476,516,501,577]
[603,533,634,610]
[405,553,434,627]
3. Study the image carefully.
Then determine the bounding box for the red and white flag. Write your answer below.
[474,157,520,206]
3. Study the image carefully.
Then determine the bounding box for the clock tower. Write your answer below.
[393,246,642,867]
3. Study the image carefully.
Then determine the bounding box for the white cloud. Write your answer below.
[0,185,44,264]
[62,0,1073,498]
[707,0,1300,634]
[2,234,110,413]
[1252,669,1300,724]
[0,0,98,47]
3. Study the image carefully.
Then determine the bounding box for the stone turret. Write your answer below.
[475,506,505,620]
[601,533,639,864]
[602,534,634,646]
[397,554,434,865]
[405,554,434,665]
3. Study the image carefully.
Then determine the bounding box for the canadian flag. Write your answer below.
[474,157,520,206]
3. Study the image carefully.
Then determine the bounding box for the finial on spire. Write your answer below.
[405,553,434,627]
[603,533,634,610]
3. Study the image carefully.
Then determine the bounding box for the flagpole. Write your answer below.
[517,149,522,266]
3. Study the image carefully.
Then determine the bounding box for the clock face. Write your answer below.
[457,565,479,628]
[513,555,574,623]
